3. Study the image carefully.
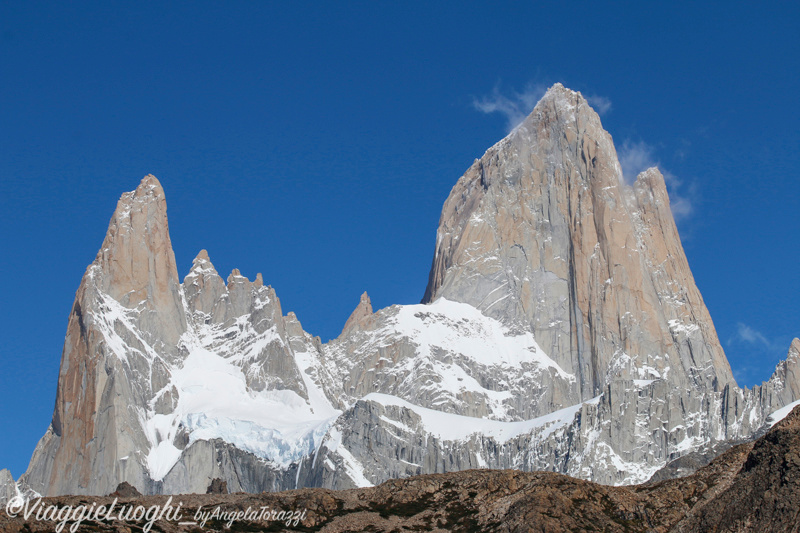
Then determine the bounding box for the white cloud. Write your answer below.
[665,175,694,220]
[586,95,612,115]
[733,323,772,348]
[618,140,656,184]
[473,83,547,132]
[727,325,795,386]
[473,83,612,132]
[617,140,694,220]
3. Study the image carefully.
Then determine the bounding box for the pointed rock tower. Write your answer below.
[342,292,374,333]
[423,84,734,399]
[21,176,185,496]
[0,469,16,504]
[769,338,800,404]
[21,177,341,495]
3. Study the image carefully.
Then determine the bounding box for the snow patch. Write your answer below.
[767,399,800,427]
[668,319,700,336]
[363,392,590,444]
[143,336,340,480]
[324,428,374,488]
[391,298,573,380]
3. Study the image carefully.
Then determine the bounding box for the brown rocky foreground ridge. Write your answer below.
[3,404,799,532]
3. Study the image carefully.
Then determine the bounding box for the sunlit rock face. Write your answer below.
[18,86,800,496]
[423,83,734,399]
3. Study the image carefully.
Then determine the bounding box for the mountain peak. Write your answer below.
[0,469,15,504]
[342,291,373,333]
[526,83,589,121]
[133,174,164,198]
[769,338,800,405]
[635,166,663,182]
[633,167,670,204]
[424,84,734,396]
[111,175,166,222]
[186,249,219,280]
[543,82,580,100]
[93,177,184,332]
[227,268,250,285]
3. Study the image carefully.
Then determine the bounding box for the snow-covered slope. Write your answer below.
[323,297,577,422]
[144,321,339,480]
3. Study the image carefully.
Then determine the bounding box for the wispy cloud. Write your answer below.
[728,322,791,354]
[731,323,774,349]
[618,140,656,184]
[674,138,691,161]
[666,181,694,221]
[473,82,612,132]
[472,83,548,132]
[727,323,795,385]
[617,140,694,221]
[586,94,612,115]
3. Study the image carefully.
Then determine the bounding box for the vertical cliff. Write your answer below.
[422,84,734,399]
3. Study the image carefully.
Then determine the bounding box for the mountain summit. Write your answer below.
[423,83,733,401]
[16,85,800,496]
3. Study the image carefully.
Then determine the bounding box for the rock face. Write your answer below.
[109,481,142,498]
[206,478,228,495]
[767,338,800,405]
[423,84,732,398]
[0,469,16,504]
[17,85,800,497]
[20,177,339,496]
[20,177,184,497]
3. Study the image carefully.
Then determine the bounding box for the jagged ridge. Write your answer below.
[13,85,800,497]
[4,405,800,531]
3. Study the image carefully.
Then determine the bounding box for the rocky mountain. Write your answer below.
[16,84,800,497]
[0,470,16,505]
[4,404,799,532]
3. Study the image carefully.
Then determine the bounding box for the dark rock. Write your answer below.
[206,478,228,494]
[109,481,142,498]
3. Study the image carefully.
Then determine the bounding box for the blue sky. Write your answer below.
[1,2,798,477]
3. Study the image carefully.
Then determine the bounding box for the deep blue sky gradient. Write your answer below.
[1,2,798,477]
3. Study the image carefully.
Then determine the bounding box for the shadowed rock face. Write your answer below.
[15,85,800,497]
[768,338,800,405]
[205,478,228,495]
[3,406,799,532]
